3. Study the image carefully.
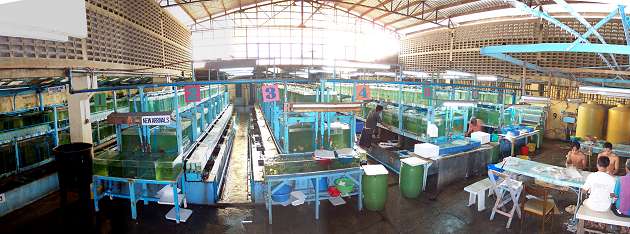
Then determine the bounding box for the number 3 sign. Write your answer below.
[262,84,280,102]
[356,84,371,100]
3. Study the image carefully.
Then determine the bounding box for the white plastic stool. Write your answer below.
[464,178,494,211]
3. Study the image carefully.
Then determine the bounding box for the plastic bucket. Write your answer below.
[334,178,355,194]
[271,184,292,202]
[311,178,329,192]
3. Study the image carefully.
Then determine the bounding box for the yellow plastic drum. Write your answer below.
[576,101,607,140]
[606,104,630,144]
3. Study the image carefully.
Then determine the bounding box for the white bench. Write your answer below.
[464,178,494,211]
[577,205,630,234]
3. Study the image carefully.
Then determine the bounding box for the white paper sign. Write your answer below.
[141,115,171,126]
[47,85,66,93]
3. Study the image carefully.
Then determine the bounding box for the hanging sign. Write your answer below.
[356,84,371,100]
[422,81,431,98]
[47,85,66,93]
[184,85,201,103]
[261,84,280,102]
[141,115,171,126]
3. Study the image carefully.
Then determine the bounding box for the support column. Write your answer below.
[68,73,97,144]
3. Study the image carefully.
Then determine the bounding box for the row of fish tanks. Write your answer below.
[0,91,139,178]
[266,82,546,156]
[92,85,228,181]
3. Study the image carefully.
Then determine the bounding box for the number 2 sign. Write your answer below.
[185,85,201,103]
[262,84,280,102]
[356,84,371,100]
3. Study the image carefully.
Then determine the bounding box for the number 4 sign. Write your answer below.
[356,84,371,100]
[262,84,280,102]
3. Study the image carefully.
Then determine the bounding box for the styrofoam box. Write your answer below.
[414,143,440,158]
[471,131,490,145]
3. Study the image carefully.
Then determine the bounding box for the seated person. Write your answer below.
[583,156,616,212]
[465,117,484,137]
[566,141,587,170]
[613,160,630,214]
[598,142,619,175]
[612,160,630,233]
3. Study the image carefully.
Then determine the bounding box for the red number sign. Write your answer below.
[262,84,280,102]
[356,84,371,100]
[184,85,201,103]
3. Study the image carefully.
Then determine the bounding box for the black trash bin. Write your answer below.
[53,143,93,207]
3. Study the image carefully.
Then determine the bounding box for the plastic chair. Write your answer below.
[489,170,523,228]
[520,184,555,233]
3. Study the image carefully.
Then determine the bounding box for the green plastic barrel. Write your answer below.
[399,157,426,198]
[362,165,389,211]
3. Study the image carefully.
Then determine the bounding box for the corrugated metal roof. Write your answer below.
[158,0,611,32]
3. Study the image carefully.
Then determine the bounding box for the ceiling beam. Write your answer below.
[551,67,630,76]
[393,0,600,31]
[200,1,213,20]
[372,0,423,21]
[192,0,447,28]
[161,0,213,7]
[174,0,198,21]
[383,0,477,27]
[396,4,509,31]
[348,0,369,11]
[360,0,396,17]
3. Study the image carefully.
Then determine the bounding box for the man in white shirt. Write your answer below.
[583,156,616,212]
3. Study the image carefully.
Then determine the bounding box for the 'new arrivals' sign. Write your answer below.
[141,115,171,126]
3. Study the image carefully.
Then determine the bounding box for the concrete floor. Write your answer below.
[0,138,580,234]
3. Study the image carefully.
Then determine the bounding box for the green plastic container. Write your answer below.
[399,158,426,199]
[362,165,389,211]
[334,177,355,195]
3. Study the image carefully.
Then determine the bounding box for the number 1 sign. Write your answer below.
[356,84,371,100]
[262,84,280,102]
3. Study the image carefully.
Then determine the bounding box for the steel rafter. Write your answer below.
[383,0,477,27]
[372,0,423,21]
[360,0,396,17]
[553,0,619,69]
[347,0,368,11]
[173,0,198,21]
[191,0,448,28]
[505,0,614,70]
[161,0,214,7]
[619,5,630,68]
[481,42,630,78]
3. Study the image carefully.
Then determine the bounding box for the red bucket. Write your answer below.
[520,145,529,156]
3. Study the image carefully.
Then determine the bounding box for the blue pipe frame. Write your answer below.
[482,4,630,77]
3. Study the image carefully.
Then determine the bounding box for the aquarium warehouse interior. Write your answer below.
[2,1,630,234]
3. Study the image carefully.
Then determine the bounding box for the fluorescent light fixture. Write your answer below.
[520,95,550,104]
[442,100,478,107]
[0,0,22,5]
[507,104,532,109]
[566,98,583,104]
[375,72,397,77]
[445,70,474,77]
[579,86,630,98]
[476,75,499,81]
[403,71,429,78]
[219,67,254,76]
[350,72,371,77]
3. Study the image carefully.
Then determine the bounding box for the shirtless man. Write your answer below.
[566,141,587,170]
[598,142,619,175]
[465,117,484,137]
